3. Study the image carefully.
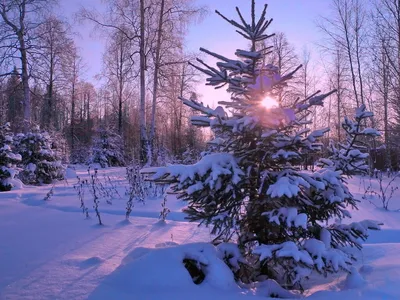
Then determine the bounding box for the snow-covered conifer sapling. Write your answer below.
[142,0,381,292]
[14,127,64,185]
[0,123,21,191]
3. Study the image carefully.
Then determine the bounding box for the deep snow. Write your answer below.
[0,166,400,299]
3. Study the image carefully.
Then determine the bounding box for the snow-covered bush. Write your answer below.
[142,0,381,292]
[0,123,21,191]
[362,171,399,210]
[14,128,64,185]
[70,146,91,165]
[72,167,121,223]
[89,127,125,168]
[74,175,90,218]
[50,130,69,164]
[125,163,145,219]
[88,168,103,225]
[125,162,168,219]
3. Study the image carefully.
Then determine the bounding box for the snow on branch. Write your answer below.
[181,96,227,127]
[262,207,308,229]
[303,239,352,272]
[189,58,230,89]
[141,153,244,190]
[253,241,313,266]
[319,104,381,176]
[329,220,382,249]
[215,3,273,42]
[296,90,336,112]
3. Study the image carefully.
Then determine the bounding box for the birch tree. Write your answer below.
[318,0,367,108]
[374,0,400,169]
[102,29,135,135]
[0,0,54,131]
[33,16,74,130]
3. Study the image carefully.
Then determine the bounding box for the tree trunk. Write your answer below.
[336,48,342,143]
[149,0,166,164]
[46,62,54,129]
[383,53,390,169]
[139,0,149,165]
[71,61,77,152]
[18,34,31,132]
[337,0,359,107]
[177,64,185,154]
[118,35,124,135]
[71,84,75,152]
[86,90,90,138]
[354,0,364,106]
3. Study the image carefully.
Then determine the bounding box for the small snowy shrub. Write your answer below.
[126,163,146,204]
[73,168,119,222]
[14,128,65,185]
[43,184,55,201]
[362,171,399,210]
[87,168,103,225]
[125,162,168,219]
[74,176,90,218]
[50,130,69,164]
[84,166,121,204]
[159,195,170,222]
[142,0,382,292]
[0,123,21,191]
[89,127,125,168]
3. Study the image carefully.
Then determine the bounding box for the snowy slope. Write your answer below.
[0,167,400,299]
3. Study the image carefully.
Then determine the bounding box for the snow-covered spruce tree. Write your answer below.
[89,127,126,168]
[319,106,380,176]
[14,127,64,185]
[70,145,90,165]
[0,123,21,191]
[142,1,381,291]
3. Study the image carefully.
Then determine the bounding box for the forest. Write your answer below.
[1,0,399,171]
[1,0,400,299]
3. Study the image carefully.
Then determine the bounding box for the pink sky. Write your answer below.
[61,0,332,106]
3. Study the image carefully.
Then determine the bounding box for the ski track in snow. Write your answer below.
[0,207,210,299]
[0,167,211,300]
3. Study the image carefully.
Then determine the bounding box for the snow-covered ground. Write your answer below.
[0,166,400,299]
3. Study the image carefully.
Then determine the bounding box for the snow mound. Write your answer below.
[254,279,300,298]
[88,243,250,299]
[345,267,366,289]
[7,178,23,190]
[127,243,237,290]
[155,241,179,248]
[63,256,105,269]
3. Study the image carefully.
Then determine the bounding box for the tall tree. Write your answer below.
[318,0,367,108]
[64,46,83,154]
[0,0,53,131]
[81,0,205,164]
[102,29,135,135]
[139,0,149,164]
[5,68,24,131]
[33,16,74,130]
[148,0,205,163]
[374,0,400,169]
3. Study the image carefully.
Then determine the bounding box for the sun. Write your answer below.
[261,96,279,109]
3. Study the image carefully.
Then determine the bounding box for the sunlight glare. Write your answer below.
[261,96,279,109]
